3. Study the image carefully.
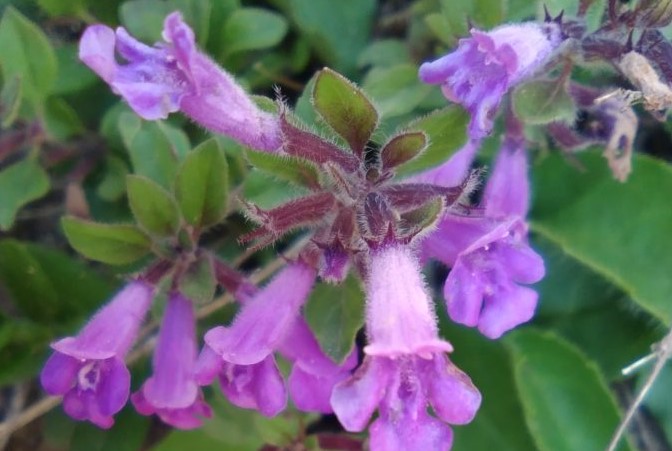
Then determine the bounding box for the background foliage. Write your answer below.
[0,0,670,450]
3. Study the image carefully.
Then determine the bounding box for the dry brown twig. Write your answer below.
[606,327,672,451]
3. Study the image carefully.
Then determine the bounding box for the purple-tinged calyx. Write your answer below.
[40,281,154,428]
[331,244,481,450]
[419,22,562,139]
[423,132,545,339]
[131,292,211,429]
[79,12,280,151]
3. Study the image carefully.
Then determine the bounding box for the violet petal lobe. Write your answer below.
[204,263,317,365]
[369,412,454,451]
[219,356,287,417]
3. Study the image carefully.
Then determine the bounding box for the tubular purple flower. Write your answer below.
[419,22,562,139]
[423,134,545,339]
[40,281,154,428]
[79,12,281,151]
[409,139,480,188]
[196,262,318,416]
[131,292,211,429]
[331,245,481,450]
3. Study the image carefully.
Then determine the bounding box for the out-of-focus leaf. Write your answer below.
[246,150,320,189]
[119,0,177,42]
[313,68,378,154]
[531,152,672,324]
[425,13,453,45]
[221,8,288,57]
[284,0,376,75]
[179,255,216,305]
[175,138,228,227]
[0,75,22,128]
[357,39,410,68]
[397,106,469,175]
[154,392,309,451]
[304,274,364,363]
[127,175,181,236]
[44,406,150,451]
[0,239,113,322]
[97,156,130,201]
[512,79,576,125]
[52,44,101,95]
[0,158,50,231]
[505,329,631,451]
[440,321,537,451]
[532,235,662,379]
[38,0,88,18]
[440,0,505,37]
[119,112,181,189]
[62,216,152,265]
[43,98,85,140]
[362,64,432,120]
[0,7,57,109]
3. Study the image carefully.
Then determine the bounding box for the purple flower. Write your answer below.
[422,134,545,338]
[419,22,562,138]
[131,292,211,429]
[40,281,154,428]
[79,12,280,151]
[331,245,481,450]
[196,262,319,416]
[408,139,480,188]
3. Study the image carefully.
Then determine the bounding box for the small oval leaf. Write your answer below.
[61,216,152,265]
[127,175,180,236]
[381,131,427,170]
[313,68,378,155]
[175,139,229,228]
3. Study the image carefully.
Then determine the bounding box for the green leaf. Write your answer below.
[52,44,100,95]
[178,255,216,305]
[440,322,537,450]
[532,235,662,379]
[357,39,410,68]
[512,79,576,125]
[531,152,672,324]
[0,239,113,322]
[304,274,364,363]
[97,156,130,202]
[284,0,376,75]
[45,406,151,451]
[127,175,181,236]
[362,64,432,119]
[313,68,378,154]
[43,97,84,140]
[221,8,288,56]
[0,75,22,128]
[397,106,469,175]
[440,0,506,38]
[61,216,152,265]
[505,330,631,451]
[0,7,58,109]
[0,158,50,231]
[119,0,176,42]
[425,13,453,45]
[175,139,229,227]
[119,112,181,189]
[381,131,427,170]
[246,150,320,189]
[38,0,89,17]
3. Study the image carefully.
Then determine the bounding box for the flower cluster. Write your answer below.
[40,11,557,450]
